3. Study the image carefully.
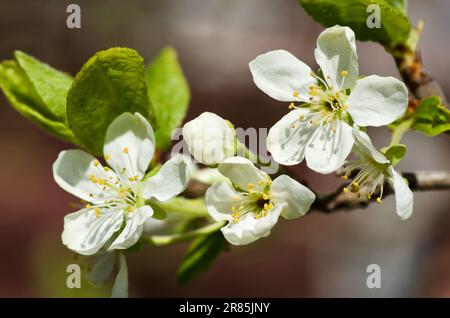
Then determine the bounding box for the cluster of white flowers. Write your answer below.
[181,25,414,245]
[54,25,413,253]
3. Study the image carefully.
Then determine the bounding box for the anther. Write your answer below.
[293,91,299,97]
[288,102,295,110]
[122,147,129,154]
[104,154,111,161]
[93,160,100,167]
[376,197,382,204]
[341,70,348,77]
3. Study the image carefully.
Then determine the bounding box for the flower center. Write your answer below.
[230,182,274,223]
[84,156,143,218]
[341,153,389,203]
[289,70,350,129]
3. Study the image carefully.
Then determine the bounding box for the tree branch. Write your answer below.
[183,170,450,214]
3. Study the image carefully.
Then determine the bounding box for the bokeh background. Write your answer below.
[0,0,449,297]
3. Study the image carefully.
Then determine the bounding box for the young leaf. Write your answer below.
[14,51,73,123]
[0,60,77,143]
[299,0,411,47]
[145,47,190,150]
[383,144,406,166]
[176,230,227,285]
[67,47,155,155]
[412,96,450,136]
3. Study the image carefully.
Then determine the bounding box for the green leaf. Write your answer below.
[145,47,190,150]
[412,96,450,137]
[383,144,406,166]
[67,47,155,155]
[0,60,77,143]
[14,51,73,123]
[384,0,407,12]
[299,0,411,47]
[176,230,227,285]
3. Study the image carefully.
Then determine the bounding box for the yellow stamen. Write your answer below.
[341,70,348,77]
[89,174,98,183]
[85,204,92,209]
[247,183,254,193]
[262,193,269,200]
[288,102,295,109]
[376,197,382,204]
[94,207,101,218]
[293,91,299,97]
[93,160,100,167]
[341,175,348,180]
[343,187,349,193]
[104,154,111,161]
[122,147,129,154]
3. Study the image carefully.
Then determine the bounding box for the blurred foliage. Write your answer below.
[31,231,110,297]
[146,47,190,150]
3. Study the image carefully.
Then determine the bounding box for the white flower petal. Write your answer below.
[111,253,128,298]
[270,175,315,219]
[182,112,236,165]
[347,75,408,127]
[61,207,124,255]
[305,120,354,174]
[249,50,316,102]
[218,156,270,191]
[53,149,116,204]
[108,205,153,250]
[352,126,389,164]
[267,108,318,166]
[103,112,155,179]
[221,205,282,245]
[205,182,242,222]
[314,25,358,90]
[87,252,116,287]
[387,167,413,220]
[143,154,190,202]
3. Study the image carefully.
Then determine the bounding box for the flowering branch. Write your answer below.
[312,170,450,213]
[183,170,450,214]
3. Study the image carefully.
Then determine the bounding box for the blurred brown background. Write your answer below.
[0,0,449,297]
